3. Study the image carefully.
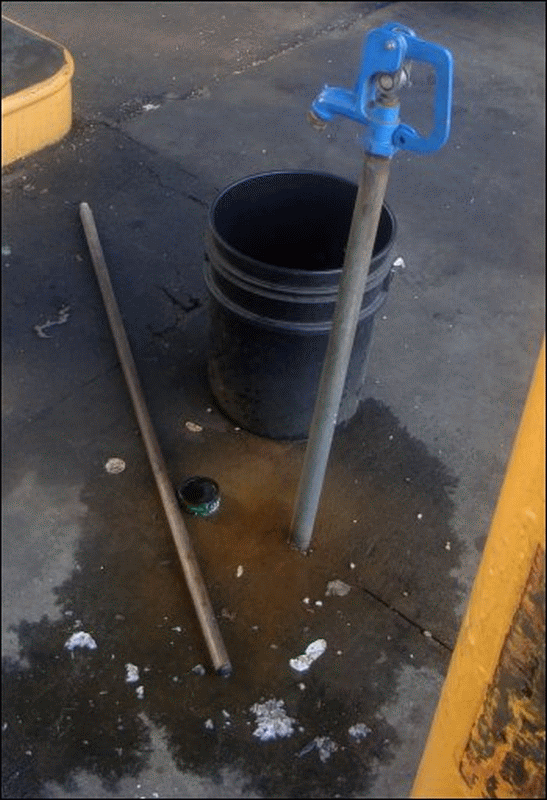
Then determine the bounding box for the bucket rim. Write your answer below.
[208,169,397,279]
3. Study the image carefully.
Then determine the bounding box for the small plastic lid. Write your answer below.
[177,477,220,517]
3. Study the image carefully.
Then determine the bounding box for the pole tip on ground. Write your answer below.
[217,663,233,678]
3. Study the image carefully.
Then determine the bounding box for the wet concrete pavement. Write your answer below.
[2,2,545,798]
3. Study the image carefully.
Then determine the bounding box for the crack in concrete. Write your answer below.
[147,285,203,341]
[228,9,378,77]
[159,285,202,314]
[147,328,173,347]
[66,117,210,208]
[34,4,393,213]
[77,3,394,128]
[359,584,453,653]
[139,161,207,208]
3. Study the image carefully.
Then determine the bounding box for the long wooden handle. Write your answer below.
[79,202,232,677]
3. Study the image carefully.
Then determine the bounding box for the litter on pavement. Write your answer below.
[325,580,351,596]
[33,304,71,338]
[105,458,126,474]
[297,736,338,762]
[185,421,203,433]
[348,723,371,741]
[289,639,327,672]
[250,699,296,741]
[125,663,140,683]
[64,631,97,651]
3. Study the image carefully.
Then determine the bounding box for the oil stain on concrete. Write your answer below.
[2,398,458,798]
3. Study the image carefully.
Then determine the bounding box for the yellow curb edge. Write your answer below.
[2,16,75,167]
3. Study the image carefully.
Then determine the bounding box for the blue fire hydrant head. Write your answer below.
[310,22,453,158]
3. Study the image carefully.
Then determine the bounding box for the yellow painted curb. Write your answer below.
[411,337,545,798]
[2,17,74,167]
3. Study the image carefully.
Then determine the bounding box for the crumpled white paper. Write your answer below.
[289,639,327,672]
[125,663,140,683]
[325,580,351,597]
[348,723,371,741]
[250,699,296,741]
[315,736,338,762]
[297,736,338,762]
[64,631,97,651]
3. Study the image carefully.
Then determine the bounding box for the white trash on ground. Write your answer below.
[289,639,327,672]
[64,631,97,651]
[348,723,372,741]
[298,737,338,762]
[185,421,203,433]
[315,737,338,762]
[125,663,140,683]
[34,304,71,338]
[250,699,296,741]
[325,580,351,597]
[105,458,126,474]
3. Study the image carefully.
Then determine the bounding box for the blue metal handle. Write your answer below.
[392,30,453,152]
[310,22,453,157]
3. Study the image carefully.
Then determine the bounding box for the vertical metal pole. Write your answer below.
[291,154,391,552]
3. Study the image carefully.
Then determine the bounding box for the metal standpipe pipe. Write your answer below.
[290,21,453,552]
[291,155,391,551]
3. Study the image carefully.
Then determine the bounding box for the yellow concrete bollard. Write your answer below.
[412,337,545,799]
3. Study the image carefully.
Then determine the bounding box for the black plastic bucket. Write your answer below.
[204,171,396,439]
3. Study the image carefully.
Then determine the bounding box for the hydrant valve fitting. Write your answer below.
[310,22,453,157]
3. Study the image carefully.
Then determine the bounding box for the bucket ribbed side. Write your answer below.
[204,171,396,438]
